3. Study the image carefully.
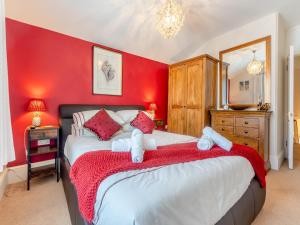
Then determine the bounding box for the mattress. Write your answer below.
[64,130,256,225]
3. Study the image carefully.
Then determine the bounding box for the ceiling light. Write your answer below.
[156,0,185,39]
[247,50,264,75]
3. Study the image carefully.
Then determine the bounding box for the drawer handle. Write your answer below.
[244,121,249,125]
[221,128,225,131]
[244,131,249,134]
[244,143,248,146]
[221,120,225,123]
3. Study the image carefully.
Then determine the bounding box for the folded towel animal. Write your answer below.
[197,135,214,150]
[131,129,144,163]
[112,138,157,152]
[203,127,233,151]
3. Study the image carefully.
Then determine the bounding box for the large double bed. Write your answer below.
[59,104,266,225]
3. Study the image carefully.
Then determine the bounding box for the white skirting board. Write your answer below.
[270,149,285,170]
[0,169,8,201]
[7,159,55,184]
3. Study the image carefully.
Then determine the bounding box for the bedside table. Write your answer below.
[26,126,60,190]
[153,118,165,130]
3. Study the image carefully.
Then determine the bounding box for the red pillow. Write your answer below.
[84,109,122,140]
[130,111,155,134]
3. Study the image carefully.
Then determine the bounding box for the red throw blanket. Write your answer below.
[70,143,266,222]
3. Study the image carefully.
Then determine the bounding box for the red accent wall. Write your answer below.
[6,18,169,167]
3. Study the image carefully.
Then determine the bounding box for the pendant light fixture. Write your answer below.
[156,0,185,39]
[247,50,264,75]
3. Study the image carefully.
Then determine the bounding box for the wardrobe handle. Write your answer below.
[221,120,225,123]
[244,121,249,125]
[244,131,249,134]
[221,128,225,131]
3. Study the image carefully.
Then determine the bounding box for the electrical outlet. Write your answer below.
[37,139,50,146]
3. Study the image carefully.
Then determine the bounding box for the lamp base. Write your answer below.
[32,115,41,127]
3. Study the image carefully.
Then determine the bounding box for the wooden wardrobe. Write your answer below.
[167,55,218,137]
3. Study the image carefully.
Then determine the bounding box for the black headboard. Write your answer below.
[59,104,145,156]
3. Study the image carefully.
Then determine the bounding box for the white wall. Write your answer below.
[189,13,285,170]
[229,71,261,104]
[287,25,300,55]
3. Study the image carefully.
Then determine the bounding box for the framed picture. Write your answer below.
[93,46,122,95]
[239,81,244,91]
[245,80,250,91]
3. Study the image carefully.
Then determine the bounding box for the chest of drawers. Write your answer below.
[210,110,271,168]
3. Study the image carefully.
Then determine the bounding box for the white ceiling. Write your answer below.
[5,0,300,64]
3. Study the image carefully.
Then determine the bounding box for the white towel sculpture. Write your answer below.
[202,127,233,151]
[131,129,145,163]
[197,135,214,151]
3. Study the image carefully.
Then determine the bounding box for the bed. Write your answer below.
[59,104,266,225]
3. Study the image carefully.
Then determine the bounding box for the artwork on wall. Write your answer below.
[245,80,250,91]
[93,46,122,95]
[239,80,250,91]
[239,81,244,91]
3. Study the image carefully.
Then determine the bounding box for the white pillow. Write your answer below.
[116,110,153,132]
[107,110,126,125]
[115,110,139,123]
[73,110,98,128]
[71,123,95,136]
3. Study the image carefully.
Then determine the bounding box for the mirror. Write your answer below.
[219,37,271,108]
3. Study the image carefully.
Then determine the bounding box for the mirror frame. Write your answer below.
[219,36,271,108]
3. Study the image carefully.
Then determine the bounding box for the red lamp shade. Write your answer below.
[149,103,157,111]
[27,99,46,112]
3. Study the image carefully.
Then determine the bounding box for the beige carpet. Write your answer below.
[1,148,300,225]
[253,144,300,225]
[0,176,71,225]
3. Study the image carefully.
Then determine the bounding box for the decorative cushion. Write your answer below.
[84,109,122,140]
[130,111,155,134]
[73,109,125,136]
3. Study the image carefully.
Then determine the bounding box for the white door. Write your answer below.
[288,46,295,169]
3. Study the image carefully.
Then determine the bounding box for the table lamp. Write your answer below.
[149,103,157,118]
[27,99,46,127]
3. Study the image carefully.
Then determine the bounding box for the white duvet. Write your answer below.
[64,131,255,225]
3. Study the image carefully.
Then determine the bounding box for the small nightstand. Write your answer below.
[153,118,165,130]
[26,126,60,190]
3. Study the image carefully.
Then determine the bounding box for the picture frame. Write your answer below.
[239,81,244,91]
[245,80,250,91]
[93,46,122,95]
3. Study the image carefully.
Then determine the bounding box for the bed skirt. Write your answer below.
[61,157,265,225]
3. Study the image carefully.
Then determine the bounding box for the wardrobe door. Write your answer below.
[186,60,203,137]
[168,64,187,134]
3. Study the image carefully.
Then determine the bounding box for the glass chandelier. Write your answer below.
[247,50,264,75]
[156,0,185,39]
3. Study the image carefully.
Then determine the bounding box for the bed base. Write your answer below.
[61,157,265,225]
